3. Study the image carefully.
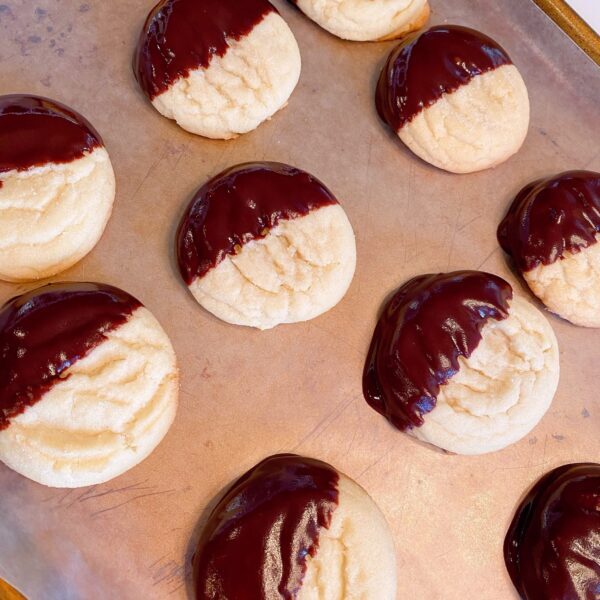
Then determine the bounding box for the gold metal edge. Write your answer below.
[0,578,26,600]
[532,0,600,65]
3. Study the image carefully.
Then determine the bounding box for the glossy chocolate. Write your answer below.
[176,162,338,285]
[504,463,600,600]
[134,0,276,100]
[376,25,512,131]
[363,271,512,431]
[0,95,102,180]
[192,454,339,599]
[498,171,600,273]
[0,283,141,430]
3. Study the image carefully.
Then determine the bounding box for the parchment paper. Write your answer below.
[0,0,599,598]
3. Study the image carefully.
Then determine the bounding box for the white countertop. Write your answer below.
[566,0,600,33]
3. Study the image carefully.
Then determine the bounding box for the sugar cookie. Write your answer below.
[498,171,600,327]
[376,26,529,173]
[291,0,429,41]
[0,95,115,281]
[134,0,301,139]
[0,283,178,488]
[193,454,396,599]
[176,162,356,329]
[363,271,559,454]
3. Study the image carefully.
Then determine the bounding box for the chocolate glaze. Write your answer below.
[176,162,338,285]
[0,282,141,430]
[192,453,339,599]
[363,271,513,431]
[498,171,600,273]
[133,0,276,100]
[0,95,102,182]
[504,463,600,600]
[376,25,512,131]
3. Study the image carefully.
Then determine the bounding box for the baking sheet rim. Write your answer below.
[533,0,600,65]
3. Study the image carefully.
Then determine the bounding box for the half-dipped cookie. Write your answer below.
[291,0,430,42]
[0,95,115,282]
[363,271,559,454]
[504,463,600,599]
[192,454,397,599]
[376,26,529,173]
[176,162,356,329]
[134,0,301,139]
[0,283,178,488]
[498,171,600,327]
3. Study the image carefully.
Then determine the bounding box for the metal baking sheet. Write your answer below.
[0,0,599,597]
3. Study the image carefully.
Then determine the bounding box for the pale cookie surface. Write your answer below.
[189,204,356,329]
[293,0,429,41]
[299,473,397,600]
[524,236,600,328]
[411,296,559,455]
[0,307,178,488]
[148,13,301,139]
[0,147,115,282]
[399,65,529,174]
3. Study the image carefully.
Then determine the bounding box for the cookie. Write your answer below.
[0,283,178,488]
[376,26,529,173]
[363,271,559,455]
[176,162,356,329]
[498,171,600,327]
[192,454,396,599]
[291,0,430,41]
[134,0,301,139]
[0,95,115,282]
[504,463,600,600]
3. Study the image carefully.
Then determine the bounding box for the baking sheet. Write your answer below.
[0,0,599,598]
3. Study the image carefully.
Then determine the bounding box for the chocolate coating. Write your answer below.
[363,271,513,431]
[192,454,339,599]
[0,95,102,181]
[504,463,600,600]
[176,162,338,285]
[376,25,512,131]
[0,283,141,430]
[498,171,600,273]
[133,0,276,100]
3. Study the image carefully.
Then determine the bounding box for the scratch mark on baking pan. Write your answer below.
[149,554,169,570]
[149,557,187,595]
[64,484,99,508]
[476,246,499,270]
[128,148,169,202]
[457,213,481,232]
[289,396,356,452]
[46,488,75,506]
[151,559,185,586]
[68,481,156,509]
[356,450,390,479]
[91,489,176,517]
